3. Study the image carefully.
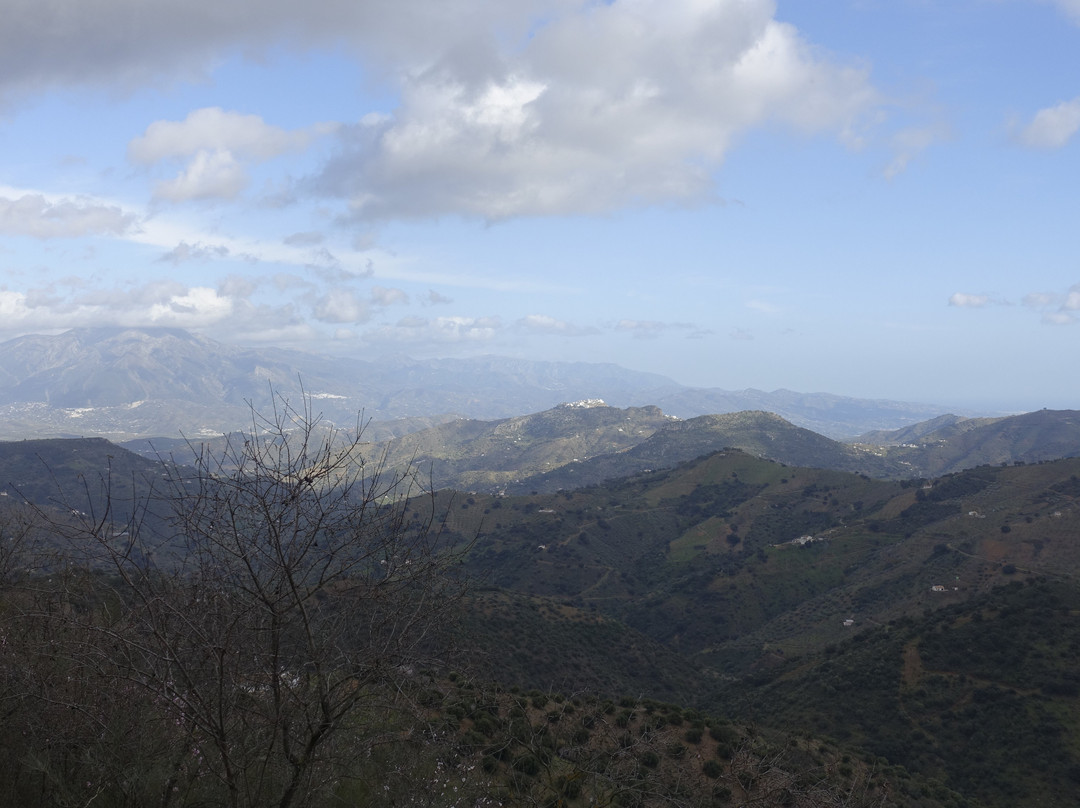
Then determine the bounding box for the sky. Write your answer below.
[1,0,1078,412]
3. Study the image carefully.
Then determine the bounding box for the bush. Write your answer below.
[667,742,687,759]
[513,754,541,777]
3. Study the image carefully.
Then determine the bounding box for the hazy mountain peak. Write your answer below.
[0,327,970,441]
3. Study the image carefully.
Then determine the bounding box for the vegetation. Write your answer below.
[3,408,1080,806]
[0,399,469,808]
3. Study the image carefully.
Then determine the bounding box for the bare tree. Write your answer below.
[14,395,469,808]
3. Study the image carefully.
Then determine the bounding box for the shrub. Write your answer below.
[702,760,723,779]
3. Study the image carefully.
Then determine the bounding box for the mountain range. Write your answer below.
[0,326,973,441]
[5,326,1080,806]
[5,429,1080,805]
[119,401,1080,494]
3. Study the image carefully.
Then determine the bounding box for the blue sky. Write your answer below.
[1,0,1078,412]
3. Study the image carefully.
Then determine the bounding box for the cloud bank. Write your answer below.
[3,0,885,221]
[318,0,877,220]
[0,193,137,238]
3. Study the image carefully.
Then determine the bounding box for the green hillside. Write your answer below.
[859,409,1080,476]
[4,430,1080,806]
[722,578,1080,806]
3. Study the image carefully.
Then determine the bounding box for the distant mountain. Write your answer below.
[119,403,1080,493]
[355,405,1080,496]
[855,413,987,445]
[506,410,906,493]
[857,409,1080,477]
[366,401,679,493]
[0,327,963,440]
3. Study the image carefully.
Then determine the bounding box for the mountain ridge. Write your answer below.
[0,327,972,440]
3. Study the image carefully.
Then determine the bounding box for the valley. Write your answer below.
[0,329,1078,806]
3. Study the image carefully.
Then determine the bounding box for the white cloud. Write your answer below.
[313,290,370,324]
[424,290,453,305]
[517,314,598,336]
[2,1,886,220]
[147,286,234,323]
[361,314,504,347]
[318,0,879,219]
[129,107,320,163]
[948,293,990,308]
[283,231,325,246]
[153,149,248,202]
[159,241,231,263]
[614,319,667,339]
[1023,292,1054,307]
[0,290,31,320]
[130,108,336,202]
[0,193,137,238]
[884,125,947,179]
[370,286,409,306]
[1023,282,1080,324]
[0,277,272,338]
[1017,97,1080,149]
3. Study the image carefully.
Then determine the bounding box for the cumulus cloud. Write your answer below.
[311,285,409,323]
[130,107,335,201]
[148,286,234,322]
[317,0,878,220]
[0,277,268,338]
[1023,282,1080,324]
[153,149,248,202]
[1016,97,1080,149]
[3,1,886,219]
[948,293,990,308]
[129,107,320,163]
[0,193,137,238]
[313,290,370,324]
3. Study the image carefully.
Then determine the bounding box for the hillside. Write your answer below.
[865,409,1080,476]
[3,429,1080,805]
[723,578,1080,806]
[505,410,910,493]
[370,401,678,493]
[223,404,1078,496]
[426,452,1080,806]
